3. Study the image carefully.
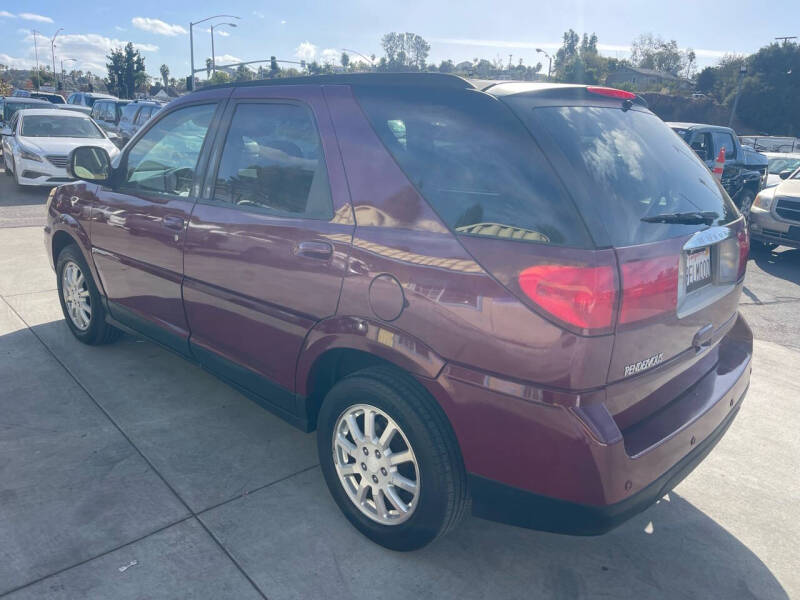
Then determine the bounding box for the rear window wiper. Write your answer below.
[641,211,719,225]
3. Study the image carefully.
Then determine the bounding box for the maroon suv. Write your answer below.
[45,73,752,551]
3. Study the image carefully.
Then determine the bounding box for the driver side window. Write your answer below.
[122,103,216,197]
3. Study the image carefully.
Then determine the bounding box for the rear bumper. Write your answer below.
[469,386,745,534]
[422,313,752,534]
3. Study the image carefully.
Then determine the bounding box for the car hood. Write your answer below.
[18,136,118,157]
[774,178,800,198]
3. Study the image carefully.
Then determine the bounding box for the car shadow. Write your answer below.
[1,317,790,600]
[749,245,800,286]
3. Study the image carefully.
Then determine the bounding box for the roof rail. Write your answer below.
[197,72,476,92]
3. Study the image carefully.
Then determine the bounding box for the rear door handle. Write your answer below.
[295,240,333,260]
[162,216,186,231]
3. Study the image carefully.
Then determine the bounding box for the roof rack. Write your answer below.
[197,72,476,92]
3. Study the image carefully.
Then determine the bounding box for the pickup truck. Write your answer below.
[669,122,768,214]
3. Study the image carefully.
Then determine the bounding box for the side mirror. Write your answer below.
[779,170,794,180]
[0,126,12,136]
[68,146,112,183]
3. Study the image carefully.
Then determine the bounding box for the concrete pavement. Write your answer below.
[0,177,798,599]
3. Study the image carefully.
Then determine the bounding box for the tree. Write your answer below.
[160,64,169,88]
[234,64,253,81]
[696,66,716,93]
[630,34,687,75]
[553,29,608,84]
[340,52,350,70]
[207,71,230,85]
[106,42,146,98]
[270,56,280,77]
[380,32,430,71]
[438,59,454,73]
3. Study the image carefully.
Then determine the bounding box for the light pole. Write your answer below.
[341,48,376,68]
[188,14,240,89]
[31,29,41,90]
[50,28,63,89]
[210,22,237,75]
[535,48,552,80]
[728,63,747,128]
[61,57,77,91]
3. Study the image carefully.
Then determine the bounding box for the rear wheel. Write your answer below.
[56,244,121,345]
[317,366,468,551]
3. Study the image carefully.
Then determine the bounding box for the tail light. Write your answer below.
[586,86,637,100]
[618,256,679,324]
[737,227,749,279]
[518,264,617,331]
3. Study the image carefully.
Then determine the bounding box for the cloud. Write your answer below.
[0,53,29,69]
[0,11,15,18]
[19,12,54,23]
[280,20,287,25]
[320,48,339,65]
[18,32,158,73]
[253,11,265,19]
[201,27,231,37]
[132,17,187,36]
[115,26,126,32]
[294,41,317,62]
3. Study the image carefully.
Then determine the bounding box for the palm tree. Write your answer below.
[159,64,169,88]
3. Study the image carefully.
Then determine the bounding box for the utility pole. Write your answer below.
[32,29,41,90]
[728,63,747,128]
[210,22,237,75]
[775,36,797,44]
[508,54,513,70]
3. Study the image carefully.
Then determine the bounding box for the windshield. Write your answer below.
[4,102,47,121]
[509,103,739,246]
[768,156,800,175]
[21,115,105,138]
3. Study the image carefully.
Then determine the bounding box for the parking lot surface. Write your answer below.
[1,171,798,599]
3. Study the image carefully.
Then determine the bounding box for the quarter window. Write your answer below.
[712,131,736,159]
[122,103,216,197]
[212,103,332,219]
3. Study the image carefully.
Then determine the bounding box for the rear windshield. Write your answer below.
[353,87,592,247]
[4,102,46,121]
[510,104,738,247]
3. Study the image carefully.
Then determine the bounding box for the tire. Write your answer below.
[56,244,122,345]
[752,240,778,252]
[317,366,468,551]
[737,189,755,219]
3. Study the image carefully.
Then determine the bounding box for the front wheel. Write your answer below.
[56,244,121,345]
[317,367,468,551]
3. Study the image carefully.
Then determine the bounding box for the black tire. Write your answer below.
[56,244,122,345]
[752,240,778,252]
[737,189,755,219]
[317,366,469,551]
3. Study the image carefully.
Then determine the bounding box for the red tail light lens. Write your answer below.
[619,255,679,325]
[737,227,749,279]
[518,264,617,330]
[586,86,637,100]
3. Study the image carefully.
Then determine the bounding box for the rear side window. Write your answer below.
[712,130,736,159]
[120,104,137,123]
[516,105,738,246]
[353,87,591,247]
[211,103,333,219]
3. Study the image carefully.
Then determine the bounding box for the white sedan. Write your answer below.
[763,152,800,188]
[1,108,119,187]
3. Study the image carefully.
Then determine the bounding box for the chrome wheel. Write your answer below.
[332,403,420,525]
[61,261,91,331]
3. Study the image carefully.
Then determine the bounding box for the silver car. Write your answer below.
[750,165,800,249]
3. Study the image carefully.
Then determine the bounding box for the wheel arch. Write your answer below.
[50,225,106,296]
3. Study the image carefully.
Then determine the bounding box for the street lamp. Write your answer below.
[50,28,63,89]
[728,63,748,128]
[188,14,240,89]
[535,48,552,80]
[31,29,42,90]
[341,48,376,68]
[210,22,237,75]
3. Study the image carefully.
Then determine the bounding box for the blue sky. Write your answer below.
[1,1,796,80]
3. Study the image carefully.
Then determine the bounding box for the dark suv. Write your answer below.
[90,99,131,146]
[118,100,163,145]
[45,74,752,551]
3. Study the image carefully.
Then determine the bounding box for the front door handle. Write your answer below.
[295,240,333,260]
[162,216,186,231]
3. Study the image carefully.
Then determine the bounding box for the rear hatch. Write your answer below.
[500,86,749,434]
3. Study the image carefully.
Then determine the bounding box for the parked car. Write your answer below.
[750,163,800,249]
[56,104,93,116]
[118,100,163,145]
[763,152,800,187]
[669,122,768,214]
[66,91,116,107]
[1,108,119,186]
[11,90,66,104]
[0,96,50,130]
[89,99,131,146]
[46,74,752,550]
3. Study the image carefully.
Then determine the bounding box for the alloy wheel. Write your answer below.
[61,261,92,331]
[332,403,420,525]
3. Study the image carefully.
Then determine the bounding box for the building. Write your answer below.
[605,66,691,91]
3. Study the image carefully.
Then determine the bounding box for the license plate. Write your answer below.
[686,247,712,293]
